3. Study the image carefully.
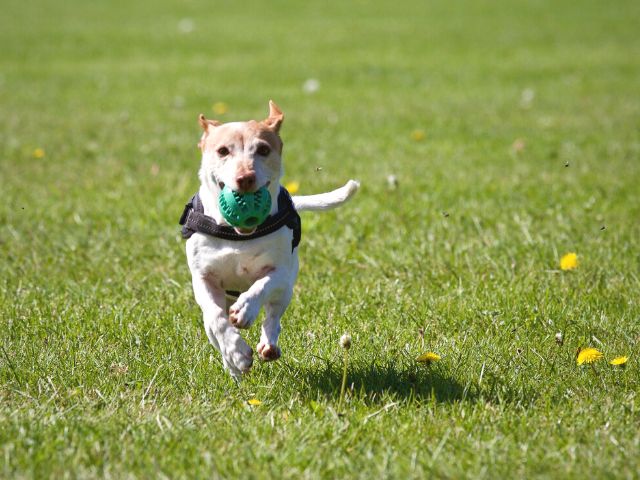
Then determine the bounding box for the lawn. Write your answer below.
[1,0,639,478]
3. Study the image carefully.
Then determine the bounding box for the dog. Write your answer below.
[180,101,359,378]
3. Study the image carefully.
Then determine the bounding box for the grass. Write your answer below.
[1,0,639,477]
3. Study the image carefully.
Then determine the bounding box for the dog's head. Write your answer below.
[197,101,284,198]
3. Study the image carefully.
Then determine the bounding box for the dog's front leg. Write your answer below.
[229,268,295,362]
[228,268,291,330]
[191,274,253,378]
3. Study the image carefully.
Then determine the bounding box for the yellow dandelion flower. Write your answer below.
[285,181,300,194]
[610,356,628,367]
[410,129,425,141]
[247,398,262,406]
[33,148,45,159]
[560,252,579,271]
[212,102,228,115]
[416,352,441,364]
[576,347,603,365]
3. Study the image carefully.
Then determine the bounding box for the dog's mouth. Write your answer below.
[215,179,272,235]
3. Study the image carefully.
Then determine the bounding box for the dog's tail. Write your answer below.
[292,179,360,212]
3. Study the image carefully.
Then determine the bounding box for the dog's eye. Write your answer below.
[217,146,230,157]
[256,144,271,157]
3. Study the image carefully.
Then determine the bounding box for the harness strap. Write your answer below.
[179,187,301,251]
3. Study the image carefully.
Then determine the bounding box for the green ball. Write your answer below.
[218,185,272,229]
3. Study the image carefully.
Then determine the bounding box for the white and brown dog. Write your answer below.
[181,101,359,378]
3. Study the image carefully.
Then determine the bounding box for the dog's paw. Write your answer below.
[221,332,254,378]
[229,295,260,329]
[257,341,281,362]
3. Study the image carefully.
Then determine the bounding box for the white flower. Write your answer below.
[303,78,320,94]
[520,88,535,108]
[178,18,195,34]
[340,334,351,350]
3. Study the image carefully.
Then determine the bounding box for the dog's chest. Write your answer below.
[186,229,294,290]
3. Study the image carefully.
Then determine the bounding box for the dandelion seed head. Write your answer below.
[303,78,320,94]
[520,88,535,108]
[340,334,351,350]
[178,18,195,34]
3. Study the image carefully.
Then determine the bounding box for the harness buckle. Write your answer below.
[179,201,193,226]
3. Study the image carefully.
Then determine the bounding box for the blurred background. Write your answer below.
[3,1,639,205]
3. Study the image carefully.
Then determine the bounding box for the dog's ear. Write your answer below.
[263,100,284,132]
[198,114,221,131]
[198,114,221,150]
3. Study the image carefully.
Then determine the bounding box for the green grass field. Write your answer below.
[2,0,640,477]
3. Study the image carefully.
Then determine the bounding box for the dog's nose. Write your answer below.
[236,172,256,192]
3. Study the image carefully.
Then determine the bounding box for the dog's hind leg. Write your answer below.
[191,274,254,378]
[256,287,293,361]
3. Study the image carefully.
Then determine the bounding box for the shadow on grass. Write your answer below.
[296,360,470,403]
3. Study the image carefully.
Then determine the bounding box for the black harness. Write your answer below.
[179,187,301,251]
